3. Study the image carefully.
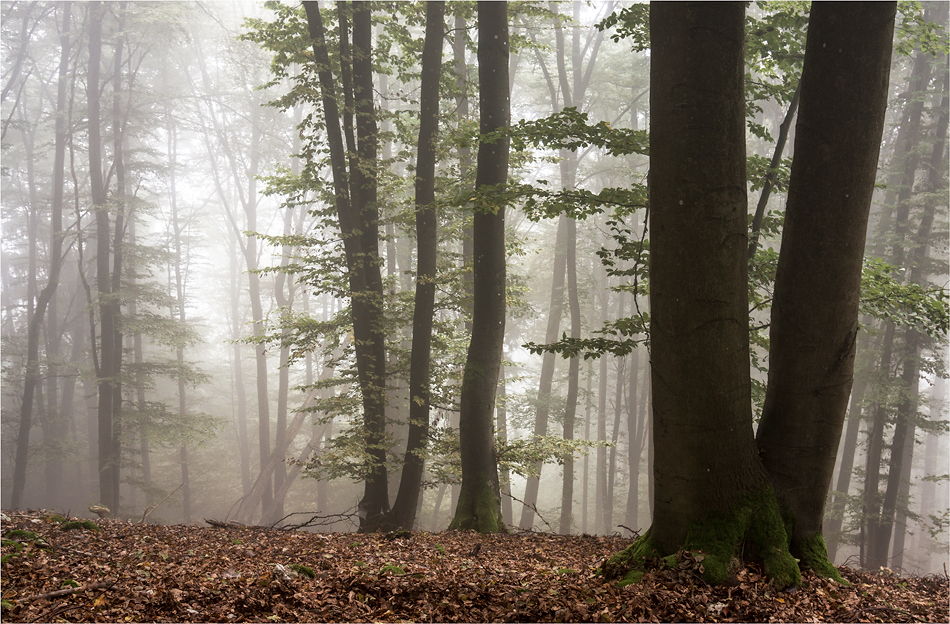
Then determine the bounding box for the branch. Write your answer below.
[21,580,115,603]
[505,492,554,533]
[138,482,183,524]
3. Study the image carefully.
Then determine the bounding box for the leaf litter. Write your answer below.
[1,510,947,622]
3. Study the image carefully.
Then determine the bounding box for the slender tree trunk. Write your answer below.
[230,234,251,497]
[449,0,509,534]
[11,2,70,510]
[596,286,609,534]
[625,348,642,530]
[166,116,192,524]
[582,359,592,534]
[558,217,581,534]
[497,365,513,526]
[824,346,871,562]
[864,31,937,570]
[87,1,118,511]
[877,61,947,569]
[519,216,568,529]
[387,0,445,531]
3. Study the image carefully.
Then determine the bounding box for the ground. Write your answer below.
[1,509,947,623]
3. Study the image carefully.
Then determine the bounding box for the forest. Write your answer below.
[1,0,949,608]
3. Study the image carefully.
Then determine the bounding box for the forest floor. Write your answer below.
[1,509,947,623]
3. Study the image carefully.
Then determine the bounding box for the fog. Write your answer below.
[1,1,947,577]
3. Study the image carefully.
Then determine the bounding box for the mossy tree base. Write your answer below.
[793,532,848,585]
[602,488,835,590]
[447,473,507,534]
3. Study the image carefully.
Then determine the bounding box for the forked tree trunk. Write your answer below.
[304,1,389,527]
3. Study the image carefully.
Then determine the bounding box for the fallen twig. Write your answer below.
[505,492,554,533]
[838,605,925,623]
[618,524,641,537]
[139,483,183,524]
[21,579,115,603]
[205,518,247,529]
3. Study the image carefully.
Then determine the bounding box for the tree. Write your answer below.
[384,0,445,531]
[448,0,509,534]
[755,1,897,579]
[304,1,389,527]
[9,1,70,510]
[604,2,896,587]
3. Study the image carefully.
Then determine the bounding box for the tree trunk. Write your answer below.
[167,117,192,524]
[497,365,513,526]
[863,25,938,570]
[386,0,445,531]
[519,216,568,529]
[596,295,609,534]
[11,1,70,510]
[87,1,119,512]
[449,0,509,534]
[755,2,896,580]
[605,2,800,588]
[558,216,581,534]
[230,233,252,497]
[823,351,871,562]
[625,348,644,530]
[304,1,389,527]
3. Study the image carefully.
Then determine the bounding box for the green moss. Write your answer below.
[617,570,645,587]
[45,514,66,524]
[600,528,658,580]
[288,564,315,579]
[603,489,802,589]
[60,520,100,532]
[794,533,849,585]
[4,529,42,542]
[447,472,505,533]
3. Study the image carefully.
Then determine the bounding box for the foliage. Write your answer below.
[860,258,949,341]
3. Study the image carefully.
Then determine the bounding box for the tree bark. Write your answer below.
[605,2,800,588]
[386,0,445,531]
[449,0,509,534]
[755,2,896,579]
[10,1,70,510]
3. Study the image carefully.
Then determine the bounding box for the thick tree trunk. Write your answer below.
[605,3,799,588]
[449,0,509,534]
[756,2,895,580]
[386,0,445,531]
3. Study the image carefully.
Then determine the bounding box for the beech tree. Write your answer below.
[756,2,897,578]
[304,1,389,527]
[604,1,896,587]
[384,0,445,532]
[448,0,509,534]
